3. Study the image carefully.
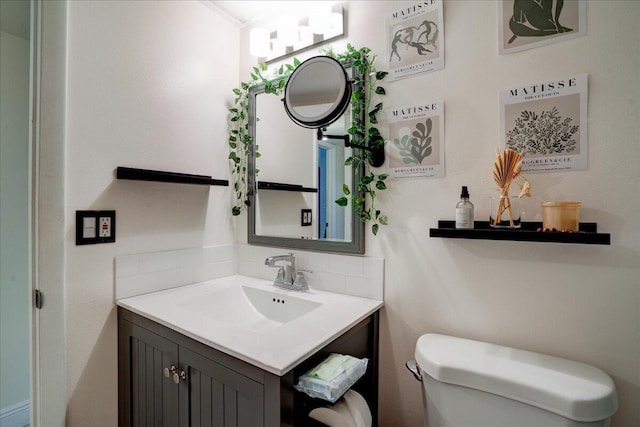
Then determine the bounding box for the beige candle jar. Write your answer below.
[541,202,582,231]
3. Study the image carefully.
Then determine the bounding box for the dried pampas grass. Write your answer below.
[493,148,531,227]
[493,148,522,189]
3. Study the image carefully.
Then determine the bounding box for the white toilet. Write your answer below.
[408,334,618,427]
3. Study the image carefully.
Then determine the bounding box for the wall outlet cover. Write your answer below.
[76,210,116,245]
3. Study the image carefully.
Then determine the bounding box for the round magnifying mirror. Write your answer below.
[283,56,351,129]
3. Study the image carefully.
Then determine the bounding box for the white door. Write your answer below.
[1,0,32,425]
[0,1,67,426]
[30,0,68,425]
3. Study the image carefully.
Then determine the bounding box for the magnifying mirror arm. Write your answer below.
[316,129,385,168]
[316,128,349,145]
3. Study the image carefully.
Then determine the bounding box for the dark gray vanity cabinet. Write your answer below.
[119,319,180,425]
[118,308,272,427]
[179,347,265,426]
[118,306,379,427]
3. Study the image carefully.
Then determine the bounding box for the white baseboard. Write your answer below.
[0,400,29,427]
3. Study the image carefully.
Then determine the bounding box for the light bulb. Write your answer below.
[277,14,298,47]
[249,28,270,57]
[309,2,332,34]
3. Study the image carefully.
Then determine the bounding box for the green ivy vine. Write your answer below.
[324,44,388,235]
[228,44,388,235]
[228,58,299,216]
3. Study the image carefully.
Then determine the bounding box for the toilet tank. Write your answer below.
[414,334,618,427]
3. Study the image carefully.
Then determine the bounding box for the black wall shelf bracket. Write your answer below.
[116,167,228,186]
[429,220,610,245]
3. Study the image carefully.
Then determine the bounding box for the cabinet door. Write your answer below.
[119,320,180,427]
[179,347,264,427]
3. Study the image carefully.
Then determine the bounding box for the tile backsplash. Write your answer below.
[237,245,384,300]
[115,244,384,301]
[115,245,237,300]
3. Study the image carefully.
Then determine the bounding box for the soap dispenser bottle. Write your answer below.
[455,186,474,229]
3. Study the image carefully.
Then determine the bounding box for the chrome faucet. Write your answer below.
[264,253,309,291]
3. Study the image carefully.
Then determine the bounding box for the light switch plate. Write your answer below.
[82,217,96,238]
[76,210,116,245]
[301,209,312,226]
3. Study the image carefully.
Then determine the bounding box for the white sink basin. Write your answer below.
[117,275,383,375]
[177,285,322,332]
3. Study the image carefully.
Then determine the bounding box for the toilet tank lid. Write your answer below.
[415,334,618,422]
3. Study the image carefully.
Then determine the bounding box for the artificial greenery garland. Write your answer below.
[326,45,389,235]
[227,44,388,235]
[228,59,299,216]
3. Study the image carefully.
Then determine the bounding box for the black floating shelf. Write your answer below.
[116,167,228,186]
[258,181,318,193]
[430,221,610,245]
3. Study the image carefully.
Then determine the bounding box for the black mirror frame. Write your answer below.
[283,56,352,129]
[247,64,365,255]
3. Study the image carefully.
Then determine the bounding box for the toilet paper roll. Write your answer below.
[309,401,356,427]
[343,390,372,427]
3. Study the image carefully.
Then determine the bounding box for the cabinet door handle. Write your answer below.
[171,369,186,384]
[163,365,186,384]
[163,365,177,380]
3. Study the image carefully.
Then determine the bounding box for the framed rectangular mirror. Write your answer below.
[247,64,365,254]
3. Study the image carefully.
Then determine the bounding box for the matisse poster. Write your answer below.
[500,74,588,172]
[387,0,444,81]
[387,100,445,179]
[498,0,586,54]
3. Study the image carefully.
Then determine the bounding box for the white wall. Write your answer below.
[241,1,640,426]
[63,1,239,424]
[56,0,639,425]
[0,29,30,415]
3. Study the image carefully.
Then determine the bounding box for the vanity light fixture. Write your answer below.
[249,2,344,63]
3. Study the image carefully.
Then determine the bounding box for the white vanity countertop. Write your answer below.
[116,275,383,376]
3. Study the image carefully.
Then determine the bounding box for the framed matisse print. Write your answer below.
[387,0,444,81]
[500,74,588,172]
[499,0,586,54]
